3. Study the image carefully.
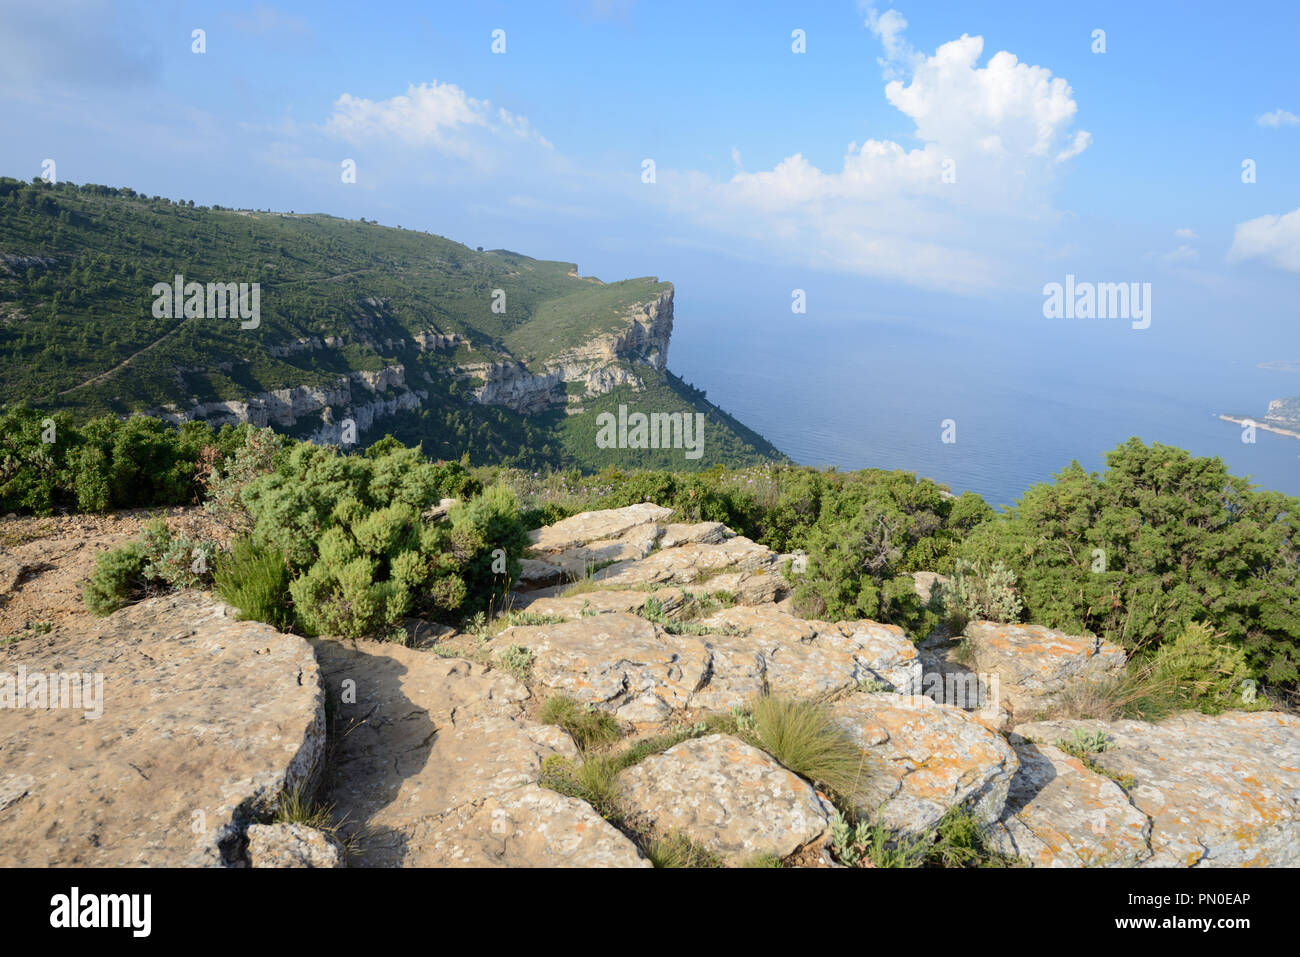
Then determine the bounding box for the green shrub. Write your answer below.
[1148,621,1263,714]
[644,832,724,868]
[948,558,1023,625]
[961,439,1300,688]
[497,644,535,682]
[84,543,148,616]
[214,538,294,631]
[139,519,215,589]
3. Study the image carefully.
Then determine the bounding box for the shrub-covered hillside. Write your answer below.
[0,177,784,470]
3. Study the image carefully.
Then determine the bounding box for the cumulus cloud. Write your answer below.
[1257,108,1299,128]
[1174,227,1198,239]
[660,9,1091,291]
[1163,245,1199,263]
[1228,206,1300,273]
[324,81,551,159]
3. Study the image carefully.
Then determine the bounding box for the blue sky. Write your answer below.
[2,0,1297,361]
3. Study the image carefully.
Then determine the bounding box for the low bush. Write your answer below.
[83,542,148,616]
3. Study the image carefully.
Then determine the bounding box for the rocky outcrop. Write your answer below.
[313,636,647,867]
[424,784,649,868]
[614,734,832,862]
[987,738,1152,867]
[830,693,1019,838]
[0,592,325,866]
[6,502,1296,870]
[1007,713,1300,867]
[961,621,1127,718]
[246,823,343,868]
[496,604,920,724]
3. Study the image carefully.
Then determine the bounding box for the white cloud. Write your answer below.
[1257,108,1299,128]
[324,81,551,159]
[1228,206,1300,273]
[1174,227,1198,239]
[1163,244,1199,263]
[657,11,1091,291]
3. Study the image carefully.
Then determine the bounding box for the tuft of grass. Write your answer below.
[537,695,621,751]
[746,696,869,807]
[273,785,337,831]
[644,832,724,868]
[742,852,784,868]
[213,537,294,631]
[270,785,358,856]
[537,719,727,826]
[1049,664,1184,723]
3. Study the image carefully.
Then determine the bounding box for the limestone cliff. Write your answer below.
[445,286,674,416]
[146,286,676,439]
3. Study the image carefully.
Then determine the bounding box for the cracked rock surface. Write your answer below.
[313,637,647,867]
[0,591,324,866]
[1001,712,1300,867]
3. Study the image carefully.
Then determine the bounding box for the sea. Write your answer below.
[672,311,1300,509]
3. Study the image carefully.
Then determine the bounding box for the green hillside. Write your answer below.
[0,177,784,470]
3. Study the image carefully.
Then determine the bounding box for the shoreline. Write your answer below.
[1218,414,1300,442]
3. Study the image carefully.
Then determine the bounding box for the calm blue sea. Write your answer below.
[672,312,1300,508]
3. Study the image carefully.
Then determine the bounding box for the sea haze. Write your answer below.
[672,309,1300,509]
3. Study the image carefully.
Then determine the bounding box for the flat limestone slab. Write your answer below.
[987,738,1151,867]
[615,733,831,863]
[1014,711,1300,867]
[0,592,325,866]
[962,621,1127,718]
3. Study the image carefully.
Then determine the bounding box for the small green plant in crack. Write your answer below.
[1054,730,1135,790]
[730,704,756,736]
[924,808,1020,868]
[2,620,53,645]
[579,599,597,618]
[830,810,928,868]
[538,695,621,751]
[1059,727,1110,754]
[640,596,668,623]
[497,643,535,682]
[742,852,783,868]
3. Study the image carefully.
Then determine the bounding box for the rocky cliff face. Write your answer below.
[446,286,674,415]
[150,365,427,444]
[146,287,674,438]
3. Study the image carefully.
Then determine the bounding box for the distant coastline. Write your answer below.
[1258,359,1300,373]
[1218,414,1300,441]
